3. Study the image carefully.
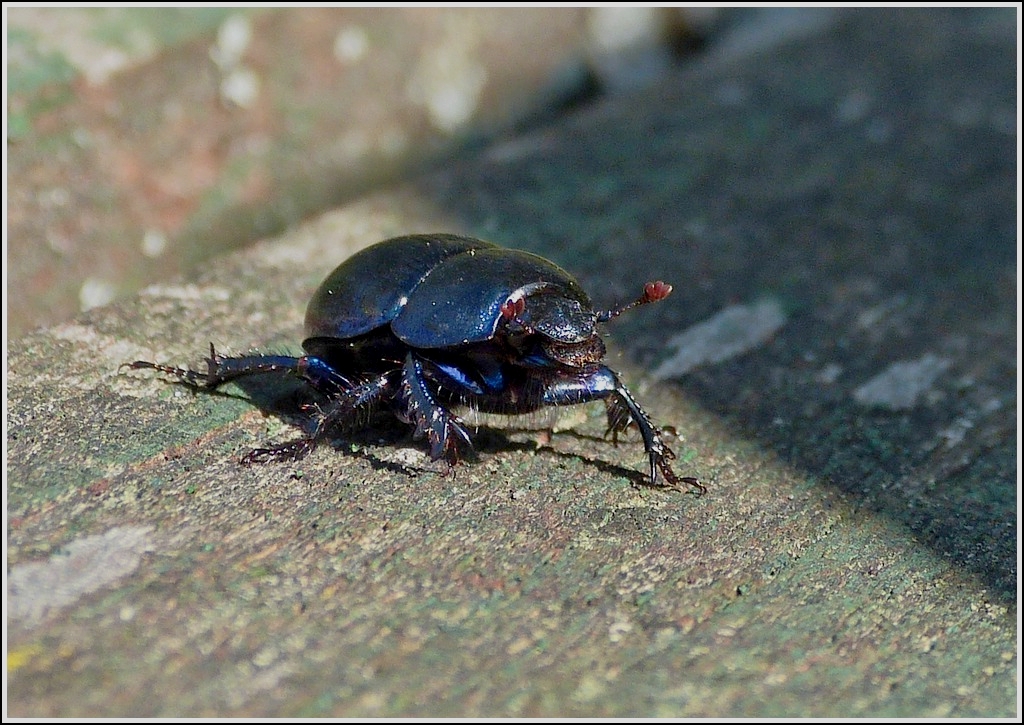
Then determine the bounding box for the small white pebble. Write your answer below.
[853,354,950,410]
[211,15,252,69]
[334,25,369,63]
[816,363,844,384]
[79,278,117,311]
[220,67,260,108]
[426,69,486,133]
[141,229,167,258]
[653,299,786,380]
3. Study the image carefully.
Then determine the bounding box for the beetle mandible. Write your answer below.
[129,234,704,493]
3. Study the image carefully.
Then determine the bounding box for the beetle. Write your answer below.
[128,234,704,493]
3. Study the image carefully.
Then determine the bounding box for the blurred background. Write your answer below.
[6,6,755,339]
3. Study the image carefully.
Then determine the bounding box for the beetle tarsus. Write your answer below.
[652,451,706,495]
[125,358,209,388]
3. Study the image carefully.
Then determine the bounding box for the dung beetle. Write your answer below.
[129,234,703,493]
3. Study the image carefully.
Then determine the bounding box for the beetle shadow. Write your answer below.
[149,372,672,489]
[150,372,477,477]
[468,426,685,492]
[223,374,431,476]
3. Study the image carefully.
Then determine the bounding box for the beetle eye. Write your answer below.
[500,297,532,337]
[500,297,526,321]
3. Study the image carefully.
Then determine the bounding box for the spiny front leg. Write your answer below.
[398,353,472,466]
[608,380,705,495]
[542,365,704,494]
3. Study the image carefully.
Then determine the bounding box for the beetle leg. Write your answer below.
[398,353,472,466]
[240,437,317,465]
[540,366,704,494]
[604,395,633,446]
[127,343,352,397]
[130,344,394,464]
[241,371,395,465]
[127,342,298,387]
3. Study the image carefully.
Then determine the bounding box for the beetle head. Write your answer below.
[501,290,605,367]
[500,280,673,368]
[500,280,674,368]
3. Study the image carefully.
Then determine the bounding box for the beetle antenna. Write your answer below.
[596,281,673,323]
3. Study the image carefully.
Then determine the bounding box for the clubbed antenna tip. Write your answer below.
[597,280,673,323]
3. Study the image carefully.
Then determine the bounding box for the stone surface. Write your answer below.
[6,9,1016,717]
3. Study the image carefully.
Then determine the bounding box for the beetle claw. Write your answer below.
[651,451,705,494]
